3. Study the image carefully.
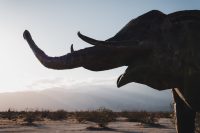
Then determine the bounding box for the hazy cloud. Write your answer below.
[25,77,118,91]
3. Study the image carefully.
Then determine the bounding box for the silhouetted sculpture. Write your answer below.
[23,10,200,133]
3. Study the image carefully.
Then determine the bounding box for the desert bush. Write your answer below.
[2,108,18,120]
[0,109,68,122]
[74,108,116,128]
[47,110,68,120]
[23,111,39,125]
[23,109,68,121]
[93,108,116,128]
[40,110,50,118]
[154,112,172,118]
[119,111,158,125]
[73,111,88,123]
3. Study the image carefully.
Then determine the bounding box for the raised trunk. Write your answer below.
[24,30,84,70]
[23,30,150,71]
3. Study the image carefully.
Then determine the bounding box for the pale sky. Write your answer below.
[0,0,200,92]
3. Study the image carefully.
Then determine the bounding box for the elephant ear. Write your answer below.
[117,65,149,88]
[117,65,146,87]
[117,65,176,90]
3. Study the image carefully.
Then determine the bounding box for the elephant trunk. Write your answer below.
[23,30,151,71]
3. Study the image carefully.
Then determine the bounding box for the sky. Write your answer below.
[0,0,200,92]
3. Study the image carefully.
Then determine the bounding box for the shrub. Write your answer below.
[3,108,18,120]
[119,111,158,125]
[40,110,50,118]
[23,111,38,125]
[47,110,68,120]
[73,111,88,123]
[92,108,116,128]
[74,108,116,128]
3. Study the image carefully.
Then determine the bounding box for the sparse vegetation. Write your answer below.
[40,110,50,119]
[0,108,173,129]
[23,111,38,125]
[0,109,68,126]
[0,108,18,120]
[73,107,116,128]
[119,111,157,124]
[0,108,176,132]
[118,111,172,126]
[47,110,68,120]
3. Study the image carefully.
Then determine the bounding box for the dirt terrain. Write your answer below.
[0,118,175,133]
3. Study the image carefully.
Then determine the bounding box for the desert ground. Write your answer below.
[0,117,175,133]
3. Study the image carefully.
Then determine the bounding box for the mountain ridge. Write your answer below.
[0,84,173,112]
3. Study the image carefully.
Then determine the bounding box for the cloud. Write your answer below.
[25,76,118,91]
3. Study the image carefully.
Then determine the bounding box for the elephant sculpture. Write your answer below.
[23,10,200,133]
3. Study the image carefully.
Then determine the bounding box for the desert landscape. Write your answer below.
[1,1,200,133]
[0,109,176,133]
[0,118,175,133]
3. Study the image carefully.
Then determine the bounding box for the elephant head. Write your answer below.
[24,10,166,87]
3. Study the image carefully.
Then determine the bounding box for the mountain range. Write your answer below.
[0,83,173,112]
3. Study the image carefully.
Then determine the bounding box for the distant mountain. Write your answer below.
[0,83,173,112]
